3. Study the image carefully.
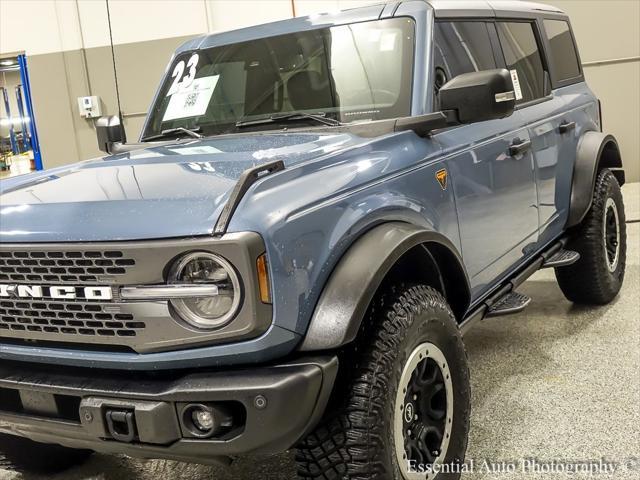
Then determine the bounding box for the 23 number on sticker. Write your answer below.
[167,53,199,96]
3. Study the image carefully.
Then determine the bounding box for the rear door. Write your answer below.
[433,20,540,298]
[536,18,589,243]
[495,19,571,246]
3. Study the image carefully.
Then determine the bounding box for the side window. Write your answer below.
[496,21,546,104]
[543,19,581,82]
[433,21,497,92]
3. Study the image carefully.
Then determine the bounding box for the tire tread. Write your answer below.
[296,285,469,480]
[556,168,626,304]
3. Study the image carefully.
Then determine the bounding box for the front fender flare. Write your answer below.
[299,222,469,351]
[567,132,624,228]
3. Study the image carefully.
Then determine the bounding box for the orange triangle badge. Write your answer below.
[436,169,448,190]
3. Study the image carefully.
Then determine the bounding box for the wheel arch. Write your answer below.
[299,222,471,351]
[567,132,624,228]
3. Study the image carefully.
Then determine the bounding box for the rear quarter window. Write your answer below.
[544,19,582,82]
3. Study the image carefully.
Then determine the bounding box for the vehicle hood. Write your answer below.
[0,132,364,242]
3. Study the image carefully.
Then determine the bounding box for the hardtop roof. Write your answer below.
[175,0,566,54]
[430,1,563,15]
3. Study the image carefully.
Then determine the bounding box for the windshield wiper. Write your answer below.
[142,127,203,142]
[235,112,341,128]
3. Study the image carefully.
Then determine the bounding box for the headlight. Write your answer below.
[169,252,241,329]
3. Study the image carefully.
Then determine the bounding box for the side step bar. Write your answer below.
[542,249,580,268]
[460,239,577,335]
[486,291,531,317]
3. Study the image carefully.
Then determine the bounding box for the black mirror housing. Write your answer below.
[96,115,124,154]
[439,68,516,124]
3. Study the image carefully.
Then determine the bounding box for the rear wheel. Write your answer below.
[556,169,626,304]
[296,284,470,479]
[0,433,92,475]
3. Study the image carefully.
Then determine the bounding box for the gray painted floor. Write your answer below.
[2,184,639,480]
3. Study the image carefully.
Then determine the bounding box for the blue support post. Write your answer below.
[17,54,43,171]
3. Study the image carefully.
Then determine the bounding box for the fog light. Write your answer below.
[180,403,235,439]
[192,408,215,432]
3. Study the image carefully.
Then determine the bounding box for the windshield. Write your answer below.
[142,18,415,139]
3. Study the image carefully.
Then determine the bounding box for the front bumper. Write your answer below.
[0,324,300,370]
[0,355,337,465]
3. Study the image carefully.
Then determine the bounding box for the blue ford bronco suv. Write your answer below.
[0,1,627,479]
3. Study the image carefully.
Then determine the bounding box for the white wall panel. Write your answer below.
[0,0,65,55]
[104,0,208,45]
[293,0,380,17]
[1,0,208,56]
[52,0,85,52]
[293,0,339,16]
[205,0,292,33]
[76,0,112,49]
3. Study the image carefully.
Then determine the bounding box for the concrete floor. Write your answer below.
[1,184,638,480]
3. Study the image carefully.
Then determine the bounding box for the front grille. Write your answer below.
[0,299,145,338]
[0,250,136,284]
[0,234,268,356]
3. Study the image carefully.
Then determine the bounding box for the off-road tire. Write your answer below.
[295,284,470,479]
[556,168,626,304]
[0,433,92,475]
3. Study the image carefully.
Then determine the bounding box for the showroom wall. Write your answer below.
[0,0,638,182]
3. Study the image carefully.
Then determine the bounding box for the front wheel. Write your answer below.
[556,169,626,304]
[296,285,470,480]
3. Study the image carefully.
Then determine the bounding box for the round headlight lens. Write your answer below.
[169,252,241,329]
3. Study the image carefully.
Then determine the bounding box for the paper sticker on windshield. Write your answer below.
[167,53,199,96]
[509,69,523,101]
[380,32,397,52]
[163,75,219,121]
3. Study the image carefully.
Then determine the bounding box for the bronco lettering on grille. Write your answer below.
[0,284,113,300]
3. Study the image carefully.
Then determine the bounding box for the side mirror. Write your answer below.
[96,115,124,154]
[439,68,516,124]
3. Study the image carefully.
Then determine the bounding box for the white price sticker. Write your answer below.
[380,32,398,52]
[510,69,523,101]
[163,75,219,121]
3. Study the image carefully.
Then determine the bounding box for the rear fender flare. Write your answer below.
[567,132,624,228]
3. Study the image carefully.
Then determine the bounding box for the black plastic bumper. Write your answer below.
[0,356,338,465]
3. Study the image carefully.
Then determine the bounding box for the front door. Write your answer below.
[437,117,539,298]
[432,19,541,298]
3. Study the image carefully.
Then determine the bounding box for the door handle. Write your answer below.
[508,139,532,156]
[559,121,576,134]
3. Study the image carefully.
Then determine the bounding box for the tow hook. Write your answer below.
[105,409,137,443]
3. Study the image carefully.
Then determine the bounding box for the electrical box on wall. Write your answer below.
[77,96,102,118]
